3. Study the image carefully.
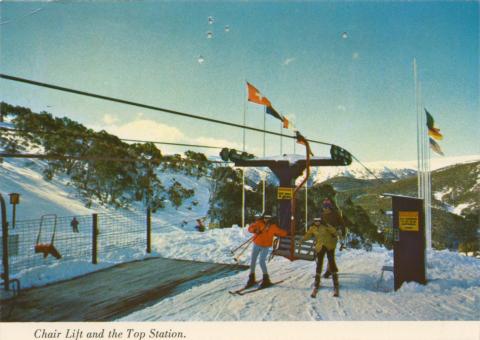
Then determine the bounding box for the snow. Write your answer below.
[452,202,475,216]
[434,187,452,201]
[119,243,480,321]
[310,155,480,183]
[1,154,479,321]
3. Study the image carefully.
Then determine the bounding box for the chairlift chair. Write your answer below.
[34,214,61,259]
[271,235,316,261]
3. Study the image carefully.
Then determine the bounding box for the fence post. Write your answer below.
[146,207,151,253]
[92,213,98,264]
[1,194,9,291]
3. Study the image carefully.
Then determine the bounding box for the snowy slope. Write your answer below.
[0,158,98,221]
[119,231,480,321]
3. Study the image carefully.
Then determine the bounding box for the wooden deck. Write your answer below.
[1,257,247,321]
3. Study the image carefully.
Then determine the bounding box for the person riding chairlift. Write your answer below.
[245,213,287,289]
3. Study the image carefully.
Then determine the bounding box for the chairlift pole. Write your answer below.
[290,137,311,257]
[305,182,308,232]
[280,122,283,155]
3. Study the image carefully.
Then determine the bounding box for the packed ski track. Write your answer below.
[119,243,479,321]
[0,157,479,321]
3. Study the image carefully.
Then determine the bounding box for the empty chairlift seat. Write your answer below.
[272,235,316,261]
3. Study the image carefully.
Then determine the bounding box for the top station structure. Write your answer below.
[220,136,352,261]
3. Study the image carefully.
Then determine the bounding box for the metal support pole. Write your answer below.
[11,204,16,229]
[262,173,266,214]
[146,207,151,253]
[242,169,245,228]
[1,194,9,291]
[305,183,308,232]
[92,213,98,264]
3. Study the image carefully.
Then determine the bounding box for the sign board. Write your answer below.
[386,194,426,291]
[399,211,419,231]
[277,187,293,200]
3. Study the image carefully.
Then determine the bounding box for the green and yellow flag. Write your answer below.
[425,109,443,140]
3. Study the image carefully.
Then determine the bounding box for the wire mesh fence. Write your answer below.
[1,210,148,279]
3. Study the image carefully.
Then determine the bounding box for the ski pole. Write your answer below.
[233,239,253,262]
[230,235,255,254]
[231,237,255,258]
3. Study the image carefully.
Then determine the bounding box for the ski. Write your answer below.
[228,282,259,295]
[235,279,287,296]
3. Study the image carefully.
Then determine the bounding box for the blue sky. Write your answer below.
[0,1,478,161]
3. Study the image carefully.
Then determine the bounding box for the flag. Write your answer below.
[266,106,291,129]
[425,109,443,140]
[428,127,443,141]
[429,137,444,156]
[265,105,283,120]
[247,82,272,107]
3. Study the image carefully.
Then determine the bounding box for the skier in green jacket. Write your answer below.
[302,215,340,297]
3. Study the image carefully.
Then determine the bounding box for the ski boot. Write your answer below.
[332,273,339,297]
[245,273,256,288]
[259,274,272,288]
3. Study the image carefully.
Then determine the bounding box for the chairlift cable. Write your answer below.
[0,74,331,146]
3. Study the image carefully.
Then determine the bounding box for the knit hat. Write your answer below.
[322,198,333,209]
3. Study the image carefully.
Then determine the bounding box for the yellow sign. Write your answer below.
[277,187,293,200]
[399,211,419,231]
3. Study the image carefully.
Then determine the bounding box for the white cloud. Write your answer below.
[352,52,360,60]
[96,118,247,156]
[282,58,296,66]
[195,136,242,150]
[106,119,185,142]
[337,105,347,112]
[102,114,119,125]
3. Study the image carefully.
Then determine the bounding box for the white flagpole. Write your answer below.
[242,83,247,228]
[262,107,266,214]
[414,58,422,199]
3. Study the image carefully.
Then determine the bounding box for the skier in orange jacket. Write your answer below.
[245,214,288,288]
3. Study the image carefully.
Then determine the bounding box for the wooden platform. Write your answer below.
[1,257,247,321]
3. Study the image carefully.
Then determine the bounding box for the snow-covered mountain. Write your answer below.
[242,154,479,185]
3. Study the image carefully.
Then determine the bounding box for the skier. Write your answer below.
[302,215,340,297]
[195,219,206,232]
[245,214,287,289]
[71,217,79,233]
[320,198,345,278]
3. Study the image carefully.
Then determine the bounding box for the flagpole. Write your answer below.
[422,95,432,250]
[414,58,422,199]
[262,107,266,214]
[242,82,247,228]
